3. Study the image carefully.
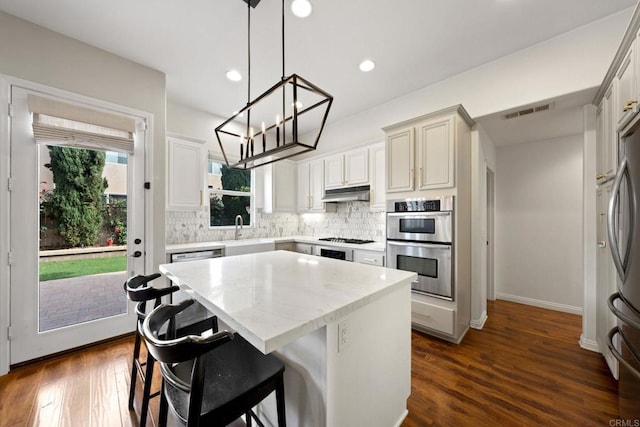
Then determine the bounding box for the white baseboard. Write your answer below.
[496,293,583,315]
[579,334,600,353]
[470,311,488,330]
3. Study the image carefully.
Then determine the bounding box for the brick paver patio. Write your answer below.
[39,271,128,331]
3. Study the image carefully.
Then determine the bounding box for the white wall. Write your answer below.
[0,11,166,374]
[495,135,584,313]
[470,125,497,328]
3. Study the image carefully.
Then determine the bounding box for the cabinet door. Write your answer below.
[386,127,414,192]
[272,161,296,212]
[417,115,455,190]
[345,148,369,186]
[596,182,618,377]
[370,143,386,211]
[309,159,325,211]
[167,136,204,209]
[324,154,344,189]
[596,102,605,180]
[603,84,617,178]
[297,162,310,212]
[616,43,636,129]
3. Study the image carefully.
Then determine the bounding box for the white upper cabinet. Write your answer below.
[616,39,636,130]
[262,160,296,213]
[386,127,415,193]
[597,84,617,183]
[324,148,369,189]
[385,111,458,193]
[298,159,335,213]
[167,136,204,210]
[369,143,386,211]
[324,155,344,188]
[417,115,455,190]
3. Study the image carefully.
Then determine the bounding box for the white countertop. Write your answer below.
[159,250,415,353]
[165,235,386,255]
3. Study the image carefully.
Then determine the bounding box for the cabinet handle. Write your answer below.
[623,100,637,112]
[596,173,607,180]
[598,241,607,248]
[410,169,414,182]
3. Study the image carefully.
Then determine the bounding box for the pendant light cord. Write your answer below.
[281,0,285,79]
[246,2,251,137]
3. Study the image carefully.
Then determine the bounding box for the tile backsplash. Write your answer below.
[166,201,385,244]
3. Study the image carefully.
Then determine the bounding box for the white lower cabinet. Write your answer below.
[295,243,316,255]
[411,299,455,336]
[275,241,296,252]
[353,250,384,266]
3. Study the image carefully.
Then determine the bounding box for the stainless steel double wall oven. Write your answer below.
[386,196,454,300]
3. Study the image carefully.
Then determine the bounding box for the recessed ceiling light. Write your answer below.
[291,0,312,18]
[226,70,242,82]
[359,59,375,72]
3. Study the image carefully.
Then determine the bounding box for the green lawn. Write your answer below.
[39,256,127,282]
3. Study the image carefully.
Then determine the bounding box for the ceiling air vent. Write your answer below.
[502,103,553,120]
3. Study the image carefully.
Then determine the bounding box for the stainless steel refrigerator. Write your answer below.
[607,119,640,420]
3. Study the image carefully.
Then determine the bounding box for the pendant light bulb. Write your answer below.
[291,0,312,18]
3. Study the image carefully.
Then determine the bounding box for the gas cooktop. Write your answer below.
[318,237,374,244]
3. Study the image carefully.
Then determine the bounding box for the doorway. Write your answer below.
[486,167,496,301]
[9,86,148,364]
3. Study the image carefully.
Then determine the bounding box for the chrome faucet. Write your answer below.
[234,215,244,240]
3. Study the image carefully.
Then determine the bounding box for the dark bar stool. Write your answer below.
[142,299,286,427]
[124,274,218,427]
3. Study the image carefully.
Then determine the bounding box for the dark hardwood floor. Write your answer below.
[0,300,619,426]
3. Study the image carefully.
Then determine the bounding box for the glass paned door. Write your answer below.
[9,86,146,364]
[38,146,129,332]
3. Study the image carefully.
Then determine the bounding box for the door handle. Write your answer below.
[607,327,640,381]
[607,157,633,281]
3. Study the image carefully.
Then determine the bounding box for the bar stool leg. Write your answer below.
[158,379,169,427]
[139,354,155,427]
[276,375,286,427]
[128,331,142,410]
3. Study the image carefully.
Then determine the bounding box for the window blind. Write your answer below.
[28,95,136,154]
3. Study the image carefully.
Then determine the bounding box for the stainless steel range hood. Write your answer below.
[321,185,370,203]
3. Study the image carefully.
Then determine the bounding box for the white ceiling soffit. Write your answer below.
[475,88,597,147]
[0,0,635,126]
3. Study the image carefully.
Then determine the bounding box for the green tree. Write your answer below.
[45,146,108,247]
[221,165,250,225]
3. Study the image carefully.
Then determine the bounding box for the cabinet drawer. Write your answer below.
[295,243,315,255]
[353,251,384,266]
[411,299,454,335]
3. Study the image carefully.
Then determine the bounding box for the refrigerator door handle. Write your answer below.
[607,157,635,281]
[607,326,640,381]
[608,292,640,330]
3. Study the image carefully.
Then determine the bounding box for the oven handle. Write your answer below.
[387,212,451,218]
[386,240,452,250]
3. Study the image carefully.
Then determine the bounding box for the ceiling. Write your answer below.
[0,0,635,132]
[475,88,598,147]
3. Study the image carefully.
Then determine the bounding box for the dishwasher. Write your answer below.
[169,248,224,323]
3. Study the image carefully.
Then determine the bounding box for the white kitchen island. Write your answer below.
[159,250,416,427]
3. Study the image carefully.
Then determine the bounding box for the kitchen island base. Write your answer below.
[255,283,411,427]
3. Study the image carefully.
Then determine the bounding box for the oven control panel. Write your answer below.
[394,200,441,212]
[387,196,454,213]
